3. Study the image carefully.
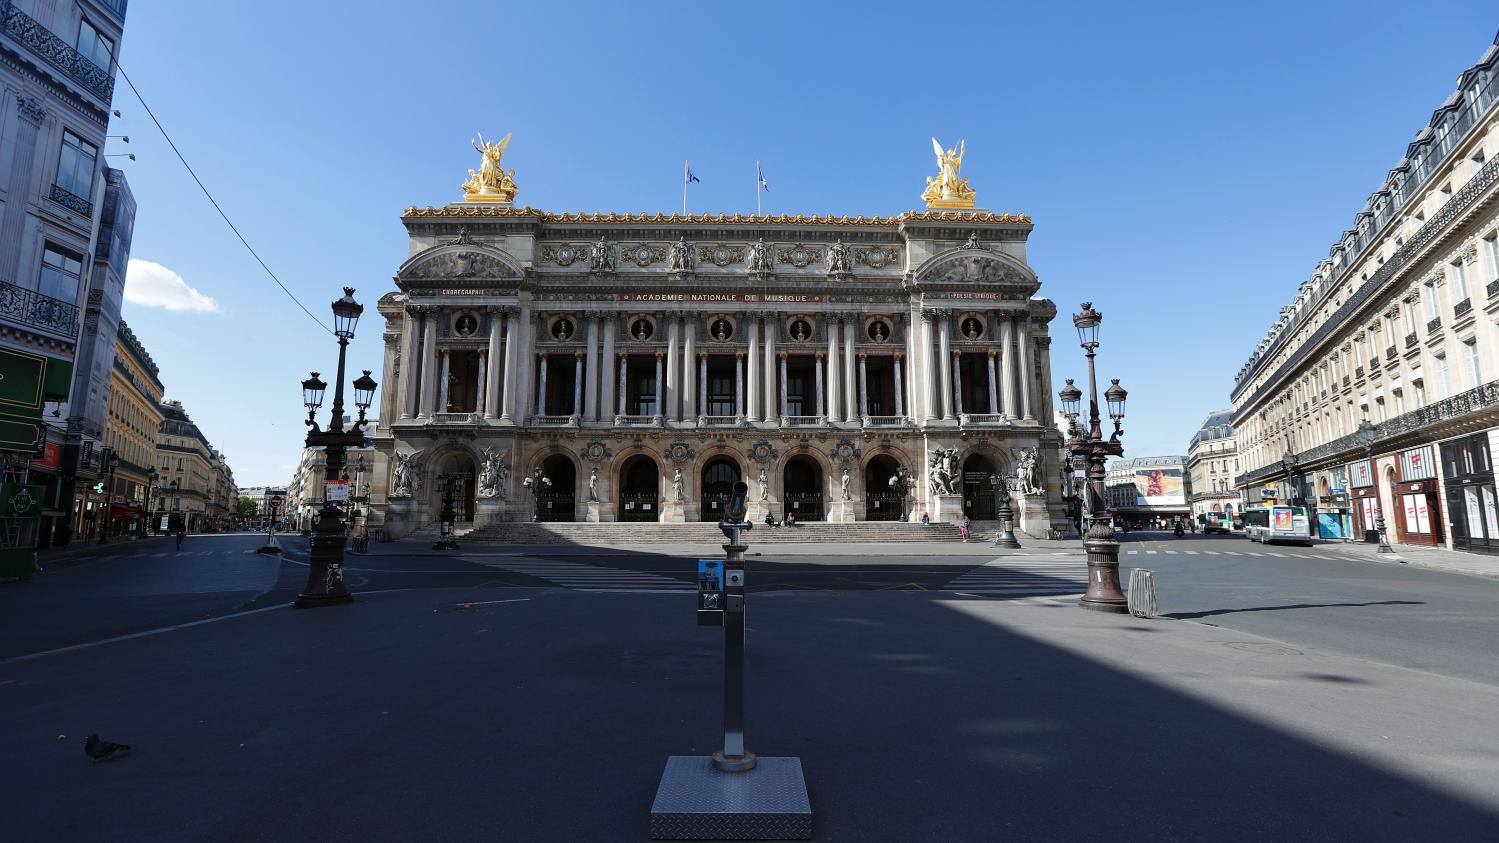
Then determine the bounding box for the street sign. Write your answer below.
[269,494,285,508]
[325,480,349,502]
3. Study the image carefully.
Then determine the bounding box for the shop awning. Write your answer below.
[109,505,147,519]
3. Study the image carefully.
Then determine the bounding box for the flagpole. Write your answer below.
[683,159,688,215]
[756,161,761,216]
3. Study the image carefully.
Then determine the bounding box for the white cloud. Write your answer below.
[125,259,220,312]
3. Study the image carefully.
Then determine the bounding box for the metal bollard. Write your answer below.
[1127,568,1158,619]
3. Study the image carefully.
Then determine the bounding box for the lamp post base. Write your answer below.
[294,590,353,609]
[1081,523,1128,613]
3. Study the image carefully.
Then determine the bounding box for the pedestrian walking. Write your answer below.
[960,515,970,542]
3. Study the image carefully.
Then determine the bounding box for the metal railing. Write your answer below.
[1428,317,1443,333]
[1385,345,1397,361]
[1488,278,1499,299]
[49,183,91,216]
[1234,71,1499,394]
[1455,298,1473,317]
[1237,379,1499,487]
[0,280,79,339]
[1406,333,1418,348]
[1233,154,1499,406]
[0,1,115,101]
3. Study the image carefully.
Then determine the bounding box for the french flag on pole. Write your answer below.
[686,164,700,184]
[757,162,770,192]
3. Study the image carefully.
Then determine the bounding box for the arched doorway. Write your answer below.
[962,453,996,519]
[865,455,904,521]
[700,457,740,521]
[535,454,576,522]
[619,455,660,522]
[783,456,823,521]
[433,451,478,523]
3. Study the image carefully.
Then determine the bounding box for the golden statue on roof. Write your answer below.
[462,132,519,204]
[922,137,976,209]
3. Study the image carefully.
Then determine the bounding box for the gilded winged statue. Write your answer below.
[922,137,976,208]
[462,132,519,202]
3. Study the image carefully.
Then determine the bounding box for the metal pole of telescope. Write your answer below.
[715,480,755,773]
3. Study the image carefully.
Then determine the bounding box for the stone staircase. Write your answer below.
[458,521,965,545]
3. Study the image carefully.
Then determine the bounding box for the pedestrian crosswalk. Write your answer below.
[943,559,1088,598]
[1123,549,1343,560]
[470,556,695,593]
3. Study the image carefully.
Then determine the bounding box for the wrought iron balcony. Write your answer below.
[1385,345,1397,361]
[48,183,91,216]
[1488,278,1499,299]
[1342,375,1351,387]
[1406,332,1418,348]
[1428,317,1442,333]
[1355,366,1365,379]
[1,1,115,102]
[1368,358,1380,372]
[0,280,79,339]
[1455,297,1473,317]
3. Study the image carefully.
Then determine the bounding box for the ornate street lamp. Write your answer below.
[1062,302,1129,613]
[888,465,913,522]
[1354,420,1395,555]
[433,472,462,550]
[989,473,1020,548]
[295,287,377,608]
[522,467,552,522]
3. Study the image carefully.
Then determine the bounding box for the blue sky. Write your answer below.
[109,1,1496,486]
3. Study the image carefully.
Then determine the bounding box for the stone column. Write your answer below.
[937,313,953,419]
[1017,317,1034,420]
[1037,336,1055,426]
[618,354,628,415]
[999,316,1017,418]
[746,320,761,422]
[665,315,681,421]
[842,316,857,422]
[893,354,905,417]
[952,352,963,416]
[653,352,664,419]
[400,309,421,419]
[380,331,400,427]
[475,350,488,418]
[987,350,999,415]
[683,318,697,422]
[764,315,779,425]
[419,312,439,418]
[584,316,600,420]
[535,353,549,416]
[500,310,518,421]
[735,353,745,418]
[858,353,870,420]
[815,354,825,417]
[573,353,584,416]
[826,319,842,422]
[438,351,452,412]
[513,307,534,426]
[484,310,502,418]
[778,353,789,418]
[600,317,617,419]
[917,311,934,424]
[698,354,708,419]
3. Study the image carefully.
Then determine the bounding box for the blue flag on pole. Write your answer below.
[757,163,769,192]
[686,166,700,184]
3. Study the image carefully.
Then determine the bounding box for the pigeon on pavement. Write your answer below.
[84,734,131,762]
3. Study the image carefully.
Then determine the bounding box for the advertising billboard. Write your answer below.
[1133,468,1186,506]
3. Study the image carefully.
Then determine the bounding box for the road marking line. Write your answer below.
[1126,550,1138,555]
[1163,550,1179,555]
[1267,553,1288,557]
[1204,551,1220,555]
[0,604,288,664]
[456,598,531,607]
[1145,550,1158,555]
[1223,551,1243,555]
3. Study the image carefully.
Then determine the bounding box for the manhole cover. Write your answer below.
[1222,641,1304,656]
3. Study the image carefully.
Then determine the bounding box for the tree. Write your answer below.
[234,496,259,521]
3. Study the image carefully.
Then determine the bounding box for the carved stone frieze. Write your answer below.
[15,94,46,124]
[777,245,823,268]
[697,245,745,267]
[540,243,589,266]
[916,253,1028,285]
[402,249,520,281]
[854,246,900,269]
[581,441,613,463]
[747,440,780,465]
[623,243,668,267]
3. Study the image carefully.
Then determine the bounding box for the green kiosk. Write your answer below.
[0,347,70,580]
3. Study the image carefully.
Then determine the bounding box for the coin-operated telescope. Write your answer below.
[720,481,751,542]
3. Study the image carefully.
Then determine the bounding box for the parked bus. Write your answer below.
[1203,512,1232,535]
[1241,505,1312,546]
